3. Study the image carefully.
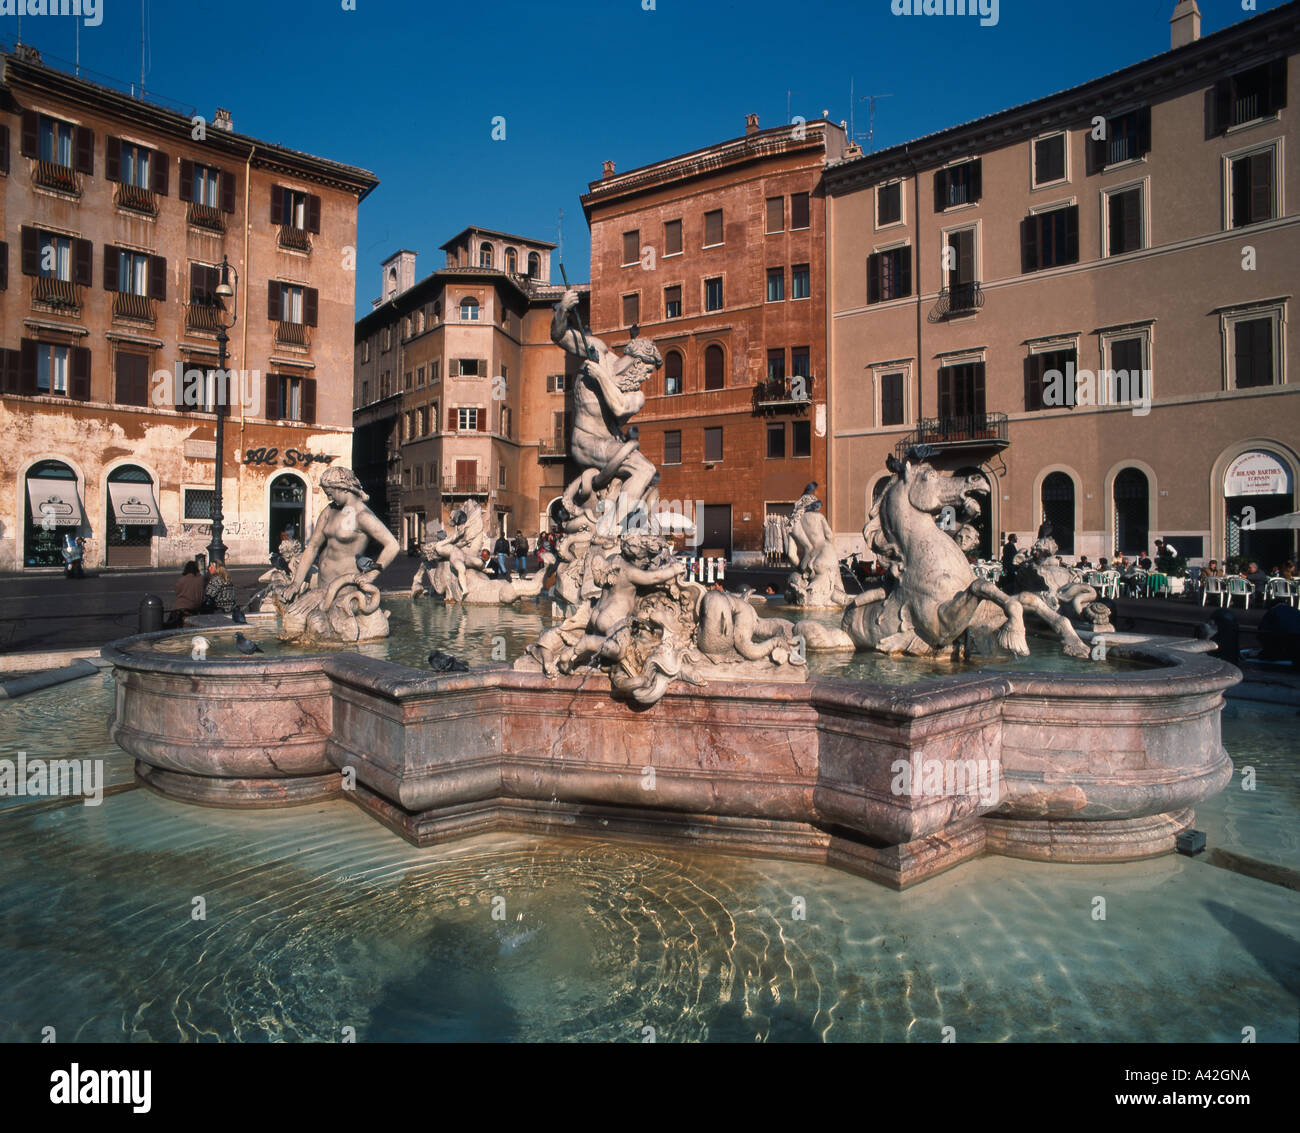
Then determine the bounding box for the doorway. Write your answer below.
[105,465,158,567]
[700,504,732,559]
[269,473,306,553]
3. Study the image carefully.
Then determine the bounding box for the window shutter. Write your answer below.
[103,245,120,292]
[1085,130,1106,174]
[1266,57,1287,114]
[306,193,321,234]
[219,170,236,213]
[174,361,190,409]
[766,197,783,232]
[304,287,318,327]
[74,126,94,174]
[19,339,38,395]
[1231,156,1249,225]
[1212,79,1232,135]
[20,111,38,158]
[151,150,169,195]
[265,375,282,420]
[267,281,282,321]
[899,247,912,297]
[21,226,39,276]
[937,367,953,419]
[957,230,974,283]
[270,185,284,225]
[301,378,317,424]
[477,408,487,432]
[189,263,203,303]
[73,239,93,286]
[1136,106,1152,157]
[148,255,167,301]
[0,242,6,291]
[105,135,121,182]
[867,253,881,304]
[1250,152,1272,223]
[0,348,19,394]
[69,346,91,400]
[1021,216,1038,273]
[1024,355,1039,411]
[970,159,982,201]
[972,363,987,416]
[1064,205,1080,263]
[0,123,8,174]
[933,169,947,212]
[179,158,194,201]
[1123,194,1140,252]
[448,406,456,430]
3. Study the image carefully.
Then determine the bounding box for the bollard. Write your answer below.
[139,594,164,634]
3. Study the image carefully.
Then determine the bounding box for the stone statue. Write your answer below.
[1016,536,1112,632]
[784,481,849,608]
[797,449,1090,659]
[411,501,553,604]
[515,290,806,704]
[273,466,397,643]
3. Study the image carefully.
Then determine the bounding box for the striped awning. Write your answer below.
[107,481,161,526]
[26,479,82,528]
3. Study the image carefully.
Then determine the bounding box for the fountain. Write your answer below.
[101,290,1238,889]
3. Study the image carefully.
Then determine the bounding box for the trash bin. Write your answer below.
[139,594,164,634]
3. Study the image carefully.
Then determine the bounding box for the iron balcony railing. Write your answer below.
[754,374,814,411]
[277,225,312,253]
[275,321,311,348]
[113,292,156,323]
[893,412,1010,459]
[187,202,225,233]
[32,277,80,311]
[114,183,158,216]
[32,159,81,195]
[185,302,224,333]
[538,438,568,458]
[441,478,490,497]
[930,281,985,321]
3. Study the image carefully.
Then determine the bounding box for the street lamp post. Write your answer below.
[206,256,239,565]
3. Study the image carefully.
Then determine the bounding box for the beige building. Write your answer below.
[353,229,587,548]
[0,45,377,569]
[824,1,1299,569]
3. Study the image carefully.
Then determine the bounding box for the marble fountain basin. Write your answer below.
[102,630,1238,889]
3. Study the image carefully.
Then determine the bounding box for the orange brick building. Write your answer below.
[581,116,847,560]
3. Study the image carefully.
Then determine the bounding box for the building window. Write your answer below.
[622,230,640,266]
[934,160,982,210]
[36,343,70,395]
[867,247,911,303]
[268,375,314,423]
[499,462,507,489]
[1033,133,1067,187]
[1021,207,1078,272]
[39,233,73,281]
[766,268,785,303]
[403,468,411,490]
[546,373,566,393]
[117,249,154,296]
[767,349,785,382]
[415,465,423,487]
[1090,108,1150,170]
[790,192,810,230]
[791,419,811,458]
[500,405,512,438]
[280,283,305,323]
[704,344,725,390]
[767,423,786,459]
[880,371,905,426]
[416,365,425,387]
[117,141,152,189]
[766,196,784,234]
[664,351,683,395]
[36,115,76,167]
[704,426,723,463]
[429,360,441,384]
[937,361,986,419]
[1228,146,1277,228]
[361,378,369,403]
[664,429,682,465]
[664,285,682,319]
[791,264,810,300]
[1213,58,1287,133]
[419,406,430,435]
[527,252,541,278]
[1024,346,1078,411]
[705,276,723,311]
[703,209,723,247]
[193,163,221,207]
[479,242,493,269]
[184,489,215,520]
[404,411,414,442]
[877,181,902,226]
[622,293,640,327]
[457,406,481,430]
[505,248,517,273]
[455,358,484,377]
[383,327,392,351]
[361,340,370,363]
[792,347,810,381]
[1105,335,1149,405]
[460,297,480,320]
[1106,185,1145,255]
[664,219,682,256]
[404,370,413,391]
[1228,314,1280,389]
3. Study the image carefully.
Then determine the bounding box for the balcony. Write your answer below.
[893,412,1010,460]
[32,159,81,195]
[275,321,311,348]
[754,374,814,413]
[187,202,226,233]
[31,277,80,314]
[115,183,158,216]
[185,302,224,333]
[441,478,490,498]
[538,438,568,459]
[277,225,312,253]
[113,292,156,324]
[929,281,985,322]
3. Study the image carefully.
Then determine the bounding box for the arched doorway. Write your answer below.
[1225,449,1295,568]
[1113,467,1149,556]
[1041,471,1076,555]
[105,465,160,567]
[269,473,306,553]
[547,496,566,531]
[24,460,81,567]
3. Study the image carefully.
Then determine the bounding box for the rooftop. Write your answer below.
[439,225,558,252]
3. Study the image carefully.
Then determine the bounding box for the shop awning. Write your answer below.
[107,481,161,526]
[1252,510,1300,531]
[26,479,82,527]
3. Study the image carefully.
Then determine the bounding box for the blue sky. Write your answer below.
[4,0,1286,316]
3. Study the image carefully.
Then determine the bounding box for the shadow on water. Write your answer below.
[1203,900,1300,1004]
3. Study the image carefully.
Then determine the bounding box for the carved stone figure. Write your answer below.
[797,449,1090,659]
[784,482,849,608]
[273,466,397,643]
[411,501,553,604]
[1017,536,1112,631]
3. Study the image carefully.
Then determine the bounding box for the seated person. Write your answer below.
[1243,562,1270,595]
[1137,551,1153,571]
[202,563,237,615]
[1202,559,1221,578]
[168,561,205,627]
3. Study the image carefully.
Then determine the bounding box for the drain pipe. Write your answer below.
[237,144,255,534]
[906,143,923,425]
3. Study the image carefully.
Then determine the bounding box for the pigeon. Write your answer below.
[356,555,377,574]
[427,650,470,673]
[234,632,263,655]
[231,606,247,624]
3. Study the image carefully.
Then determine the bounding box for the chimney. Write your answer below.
[745,113,760,135]
[213,107,234,132]
[1170,0,1201,49]
[602,159,616,179]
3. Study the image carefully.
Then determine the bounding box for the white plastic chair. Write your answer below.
[1226,576,1252,610]
[1097,570,1120,599]
[1264,577,1292,605]
[1202,576,1228,607]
